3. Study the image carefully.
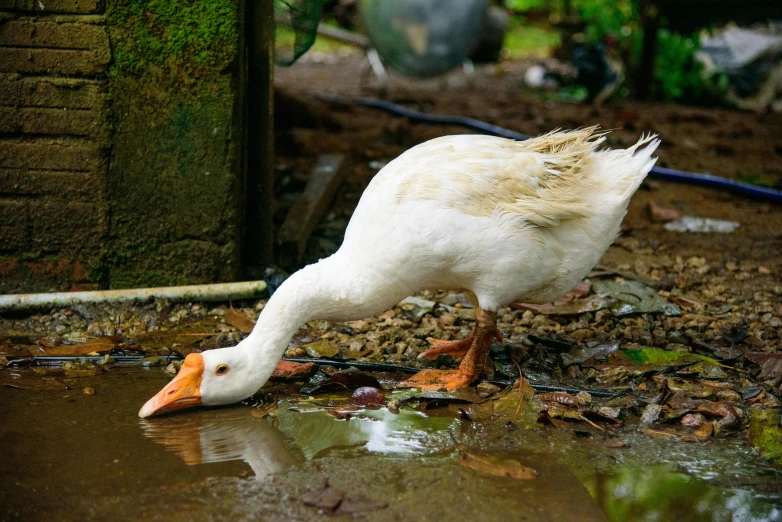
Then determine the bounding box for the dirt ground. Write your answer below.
[275,54,782,273]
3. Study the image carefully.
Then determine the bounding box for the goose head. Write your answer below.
[138,340,278,418]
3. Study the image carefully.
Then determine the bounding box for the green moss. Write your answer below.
[749,409,782,466]
[107,0,239,77]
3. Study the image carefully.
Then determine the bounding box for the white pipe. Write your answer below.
[0,280,268,312]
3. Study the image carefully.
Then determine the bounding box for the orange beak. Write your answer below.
[138,353,204,418]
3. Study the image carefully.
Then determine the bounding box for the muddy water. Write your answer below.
[1,368,780,521]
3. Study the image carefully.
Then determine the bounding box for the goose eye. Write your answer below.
[215,364,229,376]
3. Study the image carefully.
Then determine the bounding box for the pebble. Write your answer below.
[387,398,401,414]
[575,391,592,405]
[350,387,386,407]
[140,356,163,367]
[476,382,501,398]
[667,331,690,345]
[82,387,95,396]
[598,406,621,419]
[164,361,181,377]
[641,404,662,426]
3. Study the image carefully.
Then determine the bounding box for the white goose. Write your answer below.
[140,127,659,417]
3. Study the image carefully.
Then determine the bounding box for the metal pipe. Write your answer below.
[0,280,268,312]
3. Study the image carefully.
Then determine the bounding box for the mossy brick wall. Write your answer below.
[0,0,251,292]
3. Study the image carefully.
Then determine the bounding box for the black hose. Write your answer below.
[322,95,782,204]
[7,355,619,397]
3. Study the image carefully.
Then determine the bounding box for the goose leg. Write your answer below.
[417,328,503,360]
[399,309,497,391]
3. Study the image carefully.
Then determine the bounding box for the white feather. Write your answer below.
[202,129,659,405]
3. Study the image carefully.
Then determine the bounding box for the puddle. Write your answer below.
[1,368,780,521]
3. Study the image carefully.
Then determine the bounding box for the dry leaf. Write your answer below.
[458,451,537,480]
[302,339,340,358]
[0,372,68,391]
[271,360,316,379]
[224,308,256,334]
[693,421,714,442]
[38,337,116,356]
[134,330,216,349]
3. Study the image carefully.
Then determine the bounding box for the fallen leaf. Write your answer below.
[0,344,32,357]
[134,330,216,349]
[677,361,727,379]
[691,400,739,419]
[301,484,388,515]
[512,295,608,315]
[0,372,68,391]
[539,391,578,406]
[37,337,116,356]
[591,279,681,316]
[744,352,782,380]
[169,344,203,357]
[300,367,381,394]
[271,360,316,379]
[560,342,620,366]
[640,427,697,442]
[458,451,537,480]
[669,295,701,311]
[615,348,718,367]
[224,308,256,334]
[693,421,714,441]
[302,339,340,358]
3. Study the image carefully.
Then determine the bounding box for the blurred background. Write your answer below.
[272,0,782,275]
[1,0,780,291]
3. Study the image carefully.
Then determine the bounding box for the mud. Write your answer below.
[1,368,779,521]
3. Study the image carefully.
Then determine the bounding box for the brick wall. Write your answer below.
[0,2,110,292]
[0,0,264,293]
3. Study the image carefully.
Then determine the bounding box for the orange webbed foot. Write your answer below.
[417,337,474,360]
[397,368,474,392]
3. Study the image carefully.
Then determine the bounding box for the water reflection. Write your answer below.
[141,401,455,478]
[587,465,782,522]
[274,402,455,459]
[141,408,301,481]
[141,402,780,521]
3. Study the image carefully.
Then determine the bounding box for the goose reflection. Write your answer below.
[141,401,455,478]
[140,407,301,480]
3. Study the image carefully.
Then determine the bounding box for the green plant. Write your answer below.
[506,0,727,103]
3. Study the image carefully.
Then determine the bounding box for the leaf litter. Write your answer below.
[0,249,780,470]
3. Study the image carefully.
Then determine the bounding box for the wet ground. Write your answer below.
[3,53,782,521]
[1,367,780,522]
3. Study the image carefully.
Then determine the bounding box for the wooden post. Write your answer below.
[245,0,275,270]
[636,0,659,99]
[278,154,346,267]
